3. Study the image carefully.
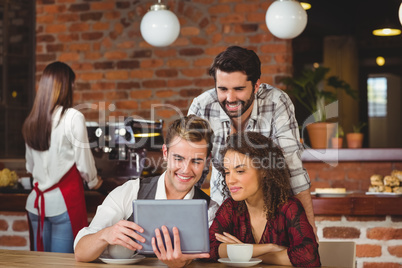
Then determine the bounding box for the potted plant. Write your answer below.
[281,66,357,149]
[347,122,366,148]
[331,125,344,149]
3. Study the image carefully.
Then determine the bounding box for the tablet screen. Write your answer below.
[132,199,210,254]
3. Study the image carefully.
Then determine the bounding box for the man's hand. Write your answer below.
[152,226,210,268]
[102,220,145,251]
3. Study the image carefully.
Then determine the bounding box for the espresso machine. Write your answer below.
[86,118,164,191]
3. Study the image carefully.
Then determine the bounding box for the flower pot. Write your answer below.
[346,133,363,148]
[306,122,336,149]
[331,137,343,149]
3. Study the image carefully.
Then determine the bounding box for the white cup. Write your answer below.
[108,244,135,259]
[227,244,253,262]
[19,177,32,190]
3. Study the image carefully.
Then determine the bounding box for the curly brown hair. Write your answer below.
[218,132,292,221]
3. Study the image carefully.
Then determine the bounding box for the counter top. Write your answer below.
[302,148,402,162]
[1,191,401,216]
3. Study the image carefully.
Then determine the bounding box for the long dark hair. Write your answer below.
[219,132,292,221]
[22,61,75,151]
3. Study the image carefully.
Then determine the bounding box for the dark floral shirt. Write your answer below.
[208,197,321,267]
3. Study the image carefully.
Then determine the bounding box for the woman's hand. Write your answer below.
[93,176,103,190]
[215,232,242,244]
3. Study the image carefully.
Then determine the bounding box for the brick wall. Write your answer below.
[305,161,402,192]
[316,215,402,268]
[36,0,292,128]
[0,212,30,250]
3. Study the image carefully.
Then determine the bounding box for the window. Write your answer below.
[0,0,35,158]
[367,77,387,117]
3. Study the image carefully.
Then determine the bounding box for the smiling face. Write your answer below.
[163,136,209,199]
[223,150,263,202]
[216,70,260,119]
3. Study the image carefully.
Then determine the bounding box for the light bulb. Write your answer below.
[399,3,402,26]
[140,3,180,47]
[266,0,308,39]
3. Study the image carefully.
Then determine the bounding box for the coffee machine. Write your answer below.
[86,118,164,182]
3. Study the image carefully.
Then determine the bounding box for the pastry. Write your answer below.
[393,187,402,193]
[368,185,385,192]
[391,170,402,182]
[370,174,384,186]
[383,175,400,187]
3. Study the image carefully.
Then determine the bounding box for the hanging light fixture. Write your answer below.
[399,2,402,26]
[140,0,180,47]
[266,0,308,39]
[372,19,401,36]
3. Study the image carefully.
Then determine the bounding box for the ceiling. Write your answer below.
[293,0,402,75]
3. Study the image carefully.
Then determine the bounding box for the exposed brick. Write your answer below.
[356,244,382,257]
[58,52,80,62]
[167,79,193,88]
[346,216,386,222]
[69,23,90,32]
[220,14,245,24]
[0,235,27,247]
[80,12,103,21]
[140,100,162,110]
[130,70,154,79]
[199,17,209,28]
[93,22,110,31]
[91,2,114,10]
[181,26,200,36]
[367,228,402,240]
[166,59,190,68]
[116,1,130,9]
[82,92,105,101]
[57,13,79,23]
[75,82,90,91]
[155,69,178,78]
[68,3,90,12]
[46,24,66,33]
[37,34,56,43]
[154,49,176,58]
[234,24,259,33]
[69,43,91,52]
[94,61,114,70]
[37,14,54,24]
[208,4,231,14]
[105,91,129,100]
[118,82,141,90]
[117,41,135,49]
[142,80,167,88]
[323,227,360,239]
[388,245,402,257]
[155,90,177,98]
[141,59,164,69]
[79,72,103,81]
[166,100,189,109]
[181,68,207,78]
[116,60,140,69]
[91,82,116,91]
[156,109,179,119]
[115,100,139,110]
[179,88,203,98]
[191,36,208,46]
[105,11,121,20]
[0,219,8,231]
[46,44,64,52]
[363,263,401,268]
[104,51,127,60]
[58,33,80,42]
[105,70,129,80]
[43,4,66,13]
[179,48,204,56]
[12,220,29,232]
[129,89,152,98]
[36,53,56,62]
[82,32,103,41]
[132,50,152,58]
[234,3,260,13]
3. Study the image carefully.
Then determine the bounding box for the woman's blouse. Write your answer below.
[25,106,98,217]
[209,197,320,267]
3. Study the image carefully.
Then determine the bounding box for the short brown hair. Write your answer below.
[165,115,214,156]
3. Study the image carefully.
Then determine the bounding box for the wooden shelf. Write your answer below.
[302,148,402,162]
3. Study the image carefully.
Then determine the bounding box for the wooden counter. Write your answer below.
[1,190,401,216]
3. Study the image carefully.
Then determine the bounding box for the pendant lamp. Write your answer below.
[140,0,180,47]
[265,0,308,39]
[399,3,402,26]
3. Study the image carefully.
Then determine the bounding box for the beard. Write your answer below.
[219,90,255,118]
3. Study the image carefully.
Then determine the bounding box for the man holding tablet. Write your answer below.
[74,115,218,267]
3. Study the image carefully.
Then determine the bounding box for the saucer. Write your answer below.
[99,254,145,265]
[218,258,262,267]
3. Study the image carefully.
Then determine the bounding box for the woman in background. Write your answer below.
[209,132,320,267]
[22,61,102,253]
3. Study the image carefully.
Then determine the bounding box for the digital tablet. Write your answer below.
[132,199,210,254]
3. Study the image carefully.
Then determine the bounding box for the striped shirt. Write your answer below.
[188,83,310,204]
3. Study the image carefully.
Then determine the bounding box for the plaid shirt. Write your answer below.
[188,83,310,204]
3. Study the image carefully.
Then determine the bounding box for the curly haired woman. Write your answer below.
[208,132,320,267]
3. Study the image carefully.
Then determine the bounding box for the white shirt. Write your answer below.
[73,172,219,249]
[25,106,99,216]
